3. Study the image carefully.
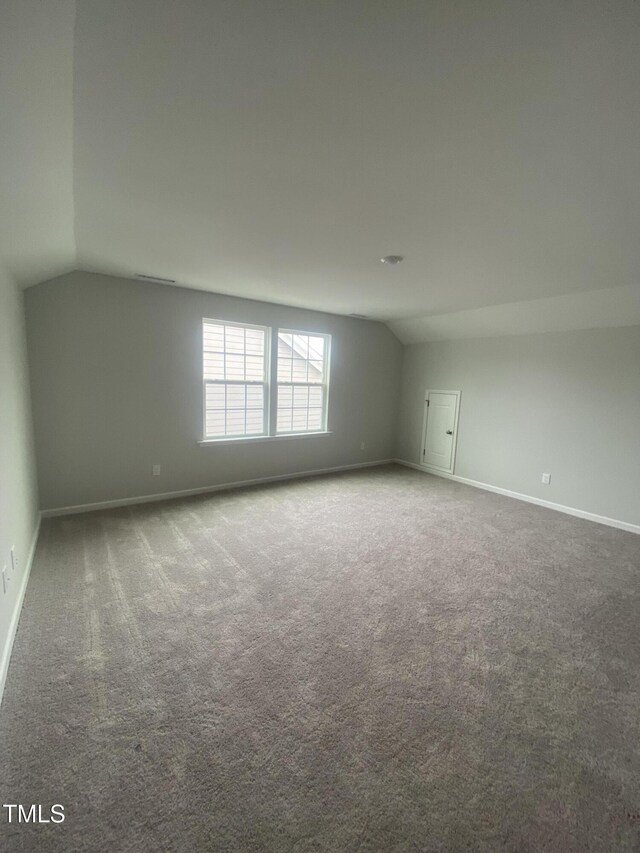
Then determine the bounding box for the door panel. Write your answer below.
[422,392,459,471]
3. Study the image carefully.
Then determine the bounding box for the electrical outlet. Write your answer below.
[152,464,161,476]
[2,565,7,595]
[360,442,365,451]
[10,545,17,577]
[541,473,551,485]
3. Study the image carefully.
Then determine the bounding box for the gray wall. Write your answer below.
[0,266,39,692]
[397,327,640,526]
[26,272,402,510]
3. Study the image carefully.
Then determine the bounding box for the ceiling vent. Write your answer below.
[136,273,176,284]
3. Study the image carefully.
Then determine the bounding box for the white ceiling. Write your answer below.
[0,1,75,286]
[390,283,640,343]
[4,0,640,341]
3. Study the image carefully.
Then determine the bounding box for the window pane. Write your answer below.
[224,354,243,380]
[246,410,264,433]
[275,330,329,435]
[206,414,226,437]
[204,322,328,440]
[245,355,263,380]
[292,410,308,430]
[226,423,246,436]
[203,324,225,351]
[246,385,264,408]
[308,336,325,358]
[307,408,323,431]
[203,352,225,380]
[277,383,325,433]
[245,328,264,354]
[278,385,293,407]
[278,357,293,382]
[225,412,246,435]
[205,384,225,409]
[225,385,245,408]
[291,334,309,358]
[308,360,323,382]
[309,386,323,407]
[277,408,293,433]
[293,386,309,408]
[203,320,267,439]
[225,326,245,353]
[291,358,308,382]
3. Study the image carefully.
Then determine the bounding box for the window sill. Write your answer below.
[198,431,333,447]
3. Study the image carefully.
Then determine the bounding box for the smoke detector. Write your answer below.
[380,255,404,265]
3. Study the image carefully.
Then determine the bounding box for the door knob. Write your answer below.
[446,430,453,435]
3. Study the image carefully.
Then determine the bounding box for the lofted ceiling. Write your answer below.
[0,0,75,286]
[3,0,640,340]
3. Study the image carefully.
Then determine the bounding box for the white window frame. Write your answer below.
[202,318,270,441]
[275,329,331,435]
[200,320,332,444]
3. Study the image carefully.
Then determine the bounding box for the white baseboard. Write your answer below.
[41,459,395,518]
[394,459,640,535]
[0,513,41,707]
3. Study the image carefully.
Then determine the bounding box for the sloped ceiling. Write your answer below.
[4,0,640,341]
[390,284,640,343]
[0,1,76,285]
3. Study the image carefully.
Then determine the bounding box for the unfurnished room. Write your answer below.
[1,1,639,851]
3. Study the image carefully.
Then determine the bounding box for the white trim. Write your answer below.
[0,513,41,707]
[394,459,640,535]
[420,389,461,474]
[198,430,333,446]
[41,459,394,518]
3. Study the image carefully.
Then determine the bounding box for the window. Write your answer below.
[202,320,268,439]
[277,331,330,434]
[201,320,331,441]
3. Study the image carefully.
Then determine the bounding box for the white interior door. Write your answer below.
[421,391,460,472]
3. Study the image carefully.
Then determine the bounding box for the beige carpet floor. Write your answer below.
[1,464,639,852]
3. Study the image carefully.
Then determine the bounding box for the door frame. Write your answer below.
[419,389,461,474]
